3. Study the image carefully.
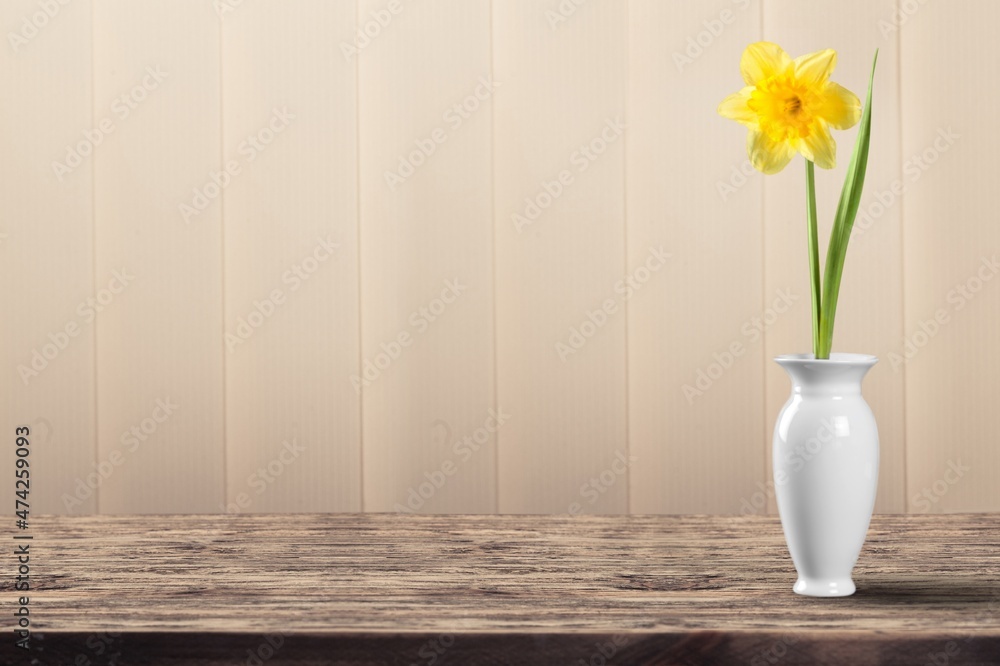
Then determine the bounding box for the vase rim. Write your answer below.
[774,352,878,366]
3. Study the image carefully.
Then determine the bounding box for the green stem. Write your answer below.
[805,160,823,358]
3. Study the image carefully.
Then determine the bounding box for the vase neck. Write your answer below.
[774,353,877,397]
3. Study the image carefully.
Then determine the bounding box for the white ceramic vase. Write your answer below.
[772,353,879,597]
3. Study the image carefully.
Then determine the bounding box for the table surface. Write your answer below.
[6,513,1000,665]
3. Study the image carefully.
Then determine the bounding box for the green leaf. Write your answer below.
[817,50,878,359]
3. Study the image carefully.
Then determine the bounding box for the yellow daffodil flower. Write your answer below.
[719,42,861,174]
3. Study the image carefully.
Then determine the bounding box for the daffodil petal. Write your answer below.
[718,86,757,126]
[793,48,837,86]
[740,42,792,86]
[747,129,795,174]
[818,82,861,129]
[795,122,836,169]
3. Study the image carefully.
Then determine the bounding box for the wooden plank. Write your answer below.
[900,0,1000,512]
[221,0,360,512]
[493,0,628,513]
[0,0,95,513]
[762,0,906,513]
[358,0,496,512]
[22,631,1000,666]
[627,0,766,513]
[93,0,224,512]
[15,514,1000,665]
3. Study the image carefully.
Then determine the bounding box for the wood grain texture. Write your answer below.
[8,513,1000,665]
[221,0,361,512]
[627,0,767,514]
[93,0,224,512]
[0,0,95,513]
[358,0,497,513]
[763,0,906,513]
[493,0,628,514]
[900,0,1000,513]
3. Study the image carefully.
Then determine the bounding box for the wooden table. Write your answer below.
[5,513,1000,665]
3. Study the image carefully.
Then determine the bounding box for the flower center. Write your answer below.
[748,74,818,140]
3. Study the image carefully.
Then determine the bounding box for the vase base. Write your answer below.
[793,577,856,597]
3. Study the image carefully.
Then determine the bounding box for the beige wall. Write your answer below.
[2,0,996,515]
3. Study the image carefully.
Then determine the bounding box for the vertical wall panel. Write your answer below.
[94,0,224,512]
[628,0,766,514]
[359,0,496,512]
[763,0,906,513]
[494,0,628,514]
[4,0,997,516]
[901,0,1000,512]
[222,1,360,512]
[0,0,95,513]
